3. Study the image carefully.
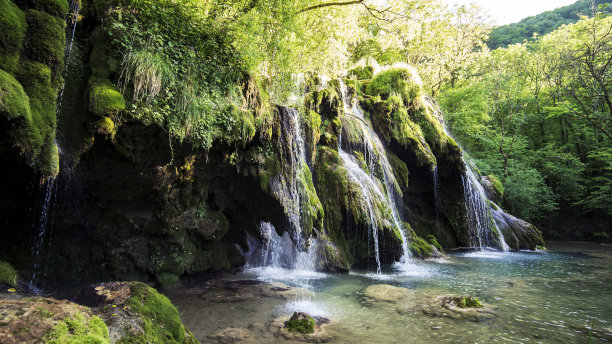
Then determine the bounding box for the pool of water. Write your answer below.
[166,242,612,343]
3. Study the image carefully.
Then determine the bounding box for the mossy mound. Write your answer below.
[24,9,66,66]
[365,67,423,108]
[27,0,70,17]
[0,261,18,287]
[89,78,126,116]
[285,312,315,334]
[348,65,374,80]
[0,0,27,73]
[0,297,110,343]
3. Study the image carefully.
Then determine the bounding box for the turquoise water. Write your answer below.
[167,242,611,343]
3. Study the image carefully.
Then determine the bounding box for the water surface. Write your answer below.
[166,242,612,343]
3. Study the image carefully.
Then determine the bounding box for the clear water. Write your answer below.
[166,242,612,343]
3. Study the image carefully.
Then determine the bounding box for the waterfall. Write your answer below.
[29,178,57,286]
[271,107,309,249]
[432,167,442,220]
[29,2,81,287]
[422,97,510,251]
[338,81,411,272]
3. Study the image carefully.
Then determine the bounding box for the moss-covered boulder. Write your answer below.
[285,312,315,334]
[365,67,423,108]
[0,297,110,343]
[89,78,126,117]
[77,281,199,344]
[0,0,27,73]
[0,261,18,288]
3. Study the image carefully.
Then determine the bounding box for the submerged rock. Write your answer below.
[208,327,250,343]
[364,284,414,303]
[419,295,495,322]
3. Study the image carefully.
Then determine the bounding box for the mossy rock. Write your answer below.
[482,175,504,203]
[0,261,18,287]
[365,67,422,108]
[0,297,110,343]
[89,78,126,116]
[0,69,32,123]
[409,237,435,258]
[95,116,116,138]
[24,9,66,66]
[454,296,483,308]
[26,0,70,17]
[79,282,198,344]
[0,0,27,73]
[285,312,315,334]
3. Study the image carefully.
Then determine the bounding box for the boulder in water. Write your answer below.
[491,208,545,250]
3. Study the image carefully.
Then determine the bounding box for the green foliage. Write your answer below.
[24,9,66,66]
[43,313,110,344]
[105,0,256,150]
[89,78,126,116]
[124,282,197,343]
[0,261,18,287]
[0,0,26,73]
[455,296,483,308]
[285,312,315,334]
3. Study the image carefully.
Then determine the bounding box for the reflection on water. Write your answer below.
[166,242,612,343]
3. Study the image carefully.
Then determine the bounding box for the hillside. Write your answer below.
[487,0,611,49]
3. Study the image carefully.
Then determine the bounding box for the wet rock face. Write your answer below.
[492,208,545,250]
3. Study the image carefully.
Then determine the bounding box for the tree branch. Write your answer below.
[297,0,364,14]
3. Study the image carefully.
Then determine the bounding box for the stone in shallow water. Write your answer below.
[364,284,413,303]
[269,312,332,343]
[208,327,250,343]
[419,296,496,322]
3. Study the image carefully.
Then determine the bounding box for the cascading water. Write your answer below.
[271,107,310,249]
[29,1,81,287]
[29,179,57,287]
[338,82,411,272]
[422,96,509,251]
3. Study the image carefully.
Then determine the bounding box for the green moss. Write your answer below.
[411,105,448,150]
[15,61,60,176]
[535,245,547,251]
[487,174,504,199]
[425,235,444,252]
[348,65,374,80]
[37,306,55,318]
[156,273,180,289]
[0,0,27,73]
[455,296,483,308]
[285,312,315,334]
[95,116,116,138]
[31,0,70,17]
[24,9,66,66]
[43,313,110,344]
[365,67,422,107]
[298,162,324,232]
[89,78,126,116]
[260,153,281,191]
[409,237,434,258]
[0,261,18,287]
[387,152,409,190]
[123,282,197,344]
[0,69,32,122]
